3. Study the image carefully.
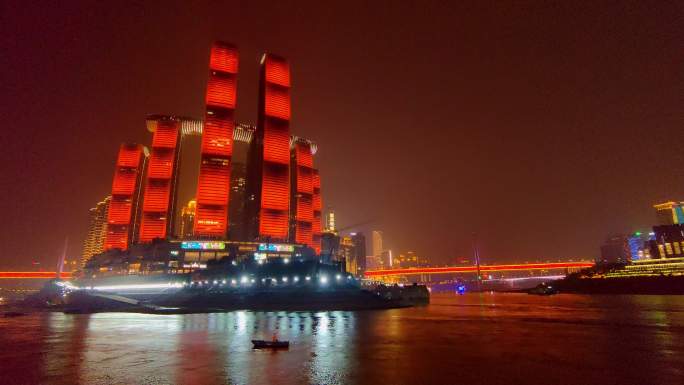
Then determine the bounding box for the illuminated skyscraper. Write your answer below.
[351,232,367,274]
[81,196,110,265]
[290,138,316,247]
[312,169,322,253]
[104,143,148,251]
[195,41,239,237]
[228,123,255,240]
[325,209,336,231]
[139,116,182,242]
[248,53,291,241]
[654,201,684,225]
[179,199,196,239]
[372,230,383,258]
[340,236,356,273]
[321,231,340,263]
[91,44,327,256]
[650,224,684,259]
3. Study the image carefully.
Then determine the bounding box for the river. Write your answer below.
[1,293,683,385]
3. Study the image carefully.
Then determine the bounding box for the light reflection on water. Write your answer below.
[1,293,683,385]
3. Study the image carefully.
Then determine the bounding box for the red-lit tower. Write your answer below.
[312,169,322,253]
[104,143,148,250]
[138,116,182,242]
[249,53,291,241]
[290,138,315,247]
[194,42,239,237]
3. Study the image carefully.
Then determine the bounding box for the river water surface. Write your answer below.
[1,293,683,385]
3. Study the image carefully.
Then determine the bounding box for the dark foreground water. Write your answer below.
[1,293,683,385]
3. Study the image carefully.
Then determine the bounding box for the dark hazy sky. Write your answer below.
[1,1,682,268]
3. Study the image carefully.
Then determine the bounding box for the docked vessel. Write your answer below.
[63,240,429,313]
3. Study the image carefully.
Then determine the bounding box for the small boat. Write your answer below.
[528,283,559,296]
[252,339,289,349]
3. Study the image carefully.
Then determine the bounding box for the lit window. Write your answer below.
[658,245,666,258]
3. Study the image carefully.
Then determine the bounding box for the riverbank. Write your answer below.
[553,275,684,295]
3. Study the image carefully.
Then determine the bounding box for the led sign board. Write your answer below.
[181,241,226,250]
[258,243,295,252]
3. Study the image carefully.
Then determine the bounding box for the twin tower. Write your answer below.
[103,42,322,254]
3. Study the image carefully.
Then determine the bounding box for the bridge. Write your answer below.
[0,272,73,279]
[364,261,594,278]
[0,262,594,280]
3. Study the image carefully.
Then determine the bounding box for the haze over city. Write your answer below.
[1,1,682,269]
[2,3,684,385]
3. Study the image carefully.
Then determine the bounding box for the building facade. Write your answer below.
[179,199,196,239]
[194,42,239,238]
[139,116,183,242]
[372,230,383,259]
[650,224,684,259]
[90,42,326,268]
[104,143,148,251]
[351,232,367,273]
[599,234,631,264]
[81,196,111,266]
[654,201,684,225]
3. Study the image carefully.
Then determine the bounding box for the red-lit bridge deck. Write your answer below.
[364,262,594,278]
[0,272,72,279]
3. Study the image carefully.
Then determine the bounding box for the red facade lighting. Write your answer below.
[256,54,291,240]
[312,169,322,254]
[104,143,147,251]
[291,140,314,247]
[139,117,181,242]
[195,42,239,237]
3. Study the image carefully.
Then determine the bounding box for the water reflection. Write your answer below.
[1,294,683,385]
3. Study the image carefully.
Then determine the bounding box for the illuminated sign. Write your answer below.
[182,263,207,269]
[181,241,226,250]
[258,243,294,252]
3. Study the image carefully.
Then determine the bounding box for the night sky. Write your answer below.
[1,1,682,269]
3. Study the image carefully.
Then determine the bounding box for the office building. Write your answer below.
[627,231,655,261]
[93,42,325,263]
[81,196,111,266]
[179,199,196,239]
[290,138,316,248]
[139,116,183,242]
[372,230,383,258]
[599,234,631,264]
[104,143,148,251]
[312,169,322,253]
[325,209,336,231]
[228,123,255,241]
[351,232,367,273]
[366,255,383,270]
[195,42,239,238]
[654,201,684,225]
[650,224,684,259]
[321,231,340,263]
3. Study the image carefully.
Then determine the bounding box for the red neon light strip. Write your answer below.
[364,262,595,277]
[0,272,73,279]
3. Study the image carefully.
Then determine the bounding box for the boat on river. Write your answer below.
[252,339,289,349]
